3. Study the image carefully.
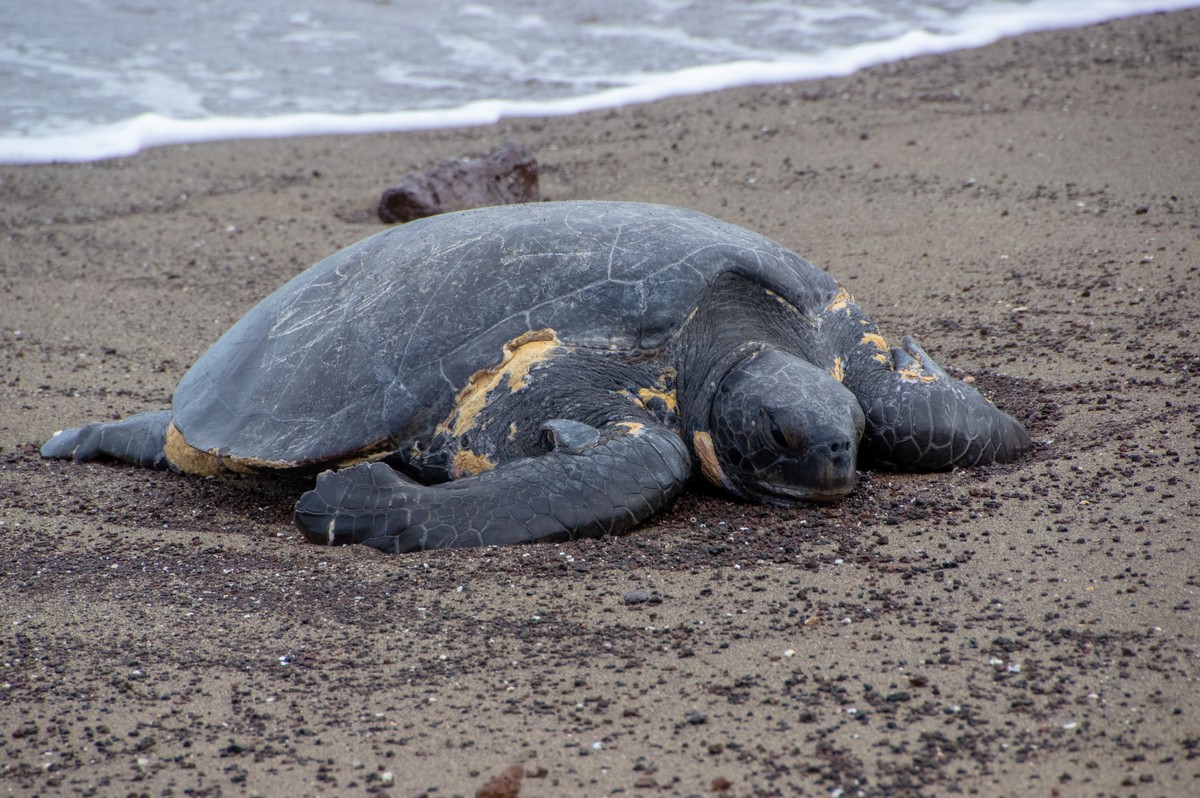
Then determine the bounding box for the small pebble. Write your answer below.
[623,589,650,604]
[622,589,662,605]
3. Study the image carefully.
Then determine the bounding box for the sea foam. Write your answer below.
[1,0,1195,164]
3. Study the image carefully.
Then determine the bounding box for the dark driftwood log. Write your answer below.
[378,141,540,223]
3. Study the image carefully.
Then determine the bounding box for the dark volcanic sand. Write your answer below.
[2,10,1198,798]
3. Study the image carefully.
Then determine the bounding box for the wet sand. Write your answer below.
[2,9,1198,797]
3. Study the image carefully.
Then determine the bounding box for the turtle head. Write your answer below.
[703,348,864,504]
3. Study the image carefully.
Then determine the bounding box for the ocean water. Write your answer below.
[2,0,1194,163]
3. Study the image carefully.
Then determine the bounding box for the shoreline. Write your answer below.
[2,9,1198,797]
[5,2,1200,165]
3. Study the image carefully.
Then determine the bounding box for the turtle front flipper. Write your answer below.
[40,410,172,470]
[852,337,1030,471]
[294,419,692,553]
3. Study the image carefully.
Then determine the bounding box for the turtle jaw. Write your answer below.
[722,433,862,506]
[723,434,862,506]
[738,462,859,506]
[739,448,864,504]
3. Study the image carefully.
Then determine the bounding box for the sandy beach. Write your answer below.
[2,9,1198,797]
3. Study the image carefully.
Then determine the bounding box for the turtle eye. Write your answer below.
[767,413,809,453]
[768,416,793,450]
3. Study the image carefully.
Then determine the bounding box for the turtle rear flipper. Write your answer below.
[294,419,692,553]
[855,337,1030,471]
[40,411,172,470]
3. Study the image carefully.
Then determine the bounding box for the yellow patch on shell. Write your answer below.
[829,356,845,383]
[620,368,677,416]
[765,289,808,318]
[439,328,566,438]
[897,366,940,383]
[166,420,392,475]
[894,348,940,383]
[824,286,854,313]
[860,331,889,351]
[164,421,269,476]
[692,430,730,490]
[164,422,230,476]
[453,448,497,477]
[614,421,646,437]
[637,386,677,413]
[333,449,392,468]
[873,352,890,366]
[639,367,678,412]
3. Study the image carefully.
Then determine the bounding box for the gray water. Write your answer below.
[1,0,1189,162]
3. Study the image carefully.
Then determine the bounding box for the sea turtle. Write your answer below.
[42,201,1030,552]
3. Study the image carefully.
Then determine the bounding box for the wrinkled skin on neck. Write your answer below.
[706,347,865,504]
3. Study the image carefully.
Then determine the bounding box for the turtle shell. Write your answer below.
[171,201,838,467]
